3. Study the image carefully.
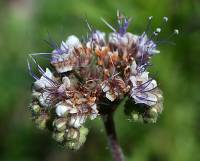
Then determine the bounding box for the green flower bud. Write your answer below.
[53,118,67,132]
[143,117,157,124]
[148,108,158,118]
[34,115,49,130]
[124,88,164,124]
[65,128,80,141]
[78,126,88,145]
[65,140,80,151]
[130,112,143,123]
[52,132,65,143]
[64,126,88,150]
[31,104,41,114]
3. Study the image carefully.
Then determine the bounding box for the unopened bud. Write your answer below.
[52,132,65,143]
[31,104,41,114]
[78,126,88,145]
[144,117,156,124]
[65,128,80,141]
[65,140,80,151]
[64,126,88,150]
[53,118,67,132]
[148,108,158,118]
[35,115,49,130]
[130,112,144,123]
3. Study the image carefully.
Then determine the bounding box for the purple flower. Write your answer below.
[136,32,160,58]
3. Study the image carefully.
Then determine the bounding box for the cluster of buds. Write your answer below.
[28,12,178,150]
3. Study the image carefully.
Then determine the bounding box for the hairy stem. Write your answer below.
[103,112,124,161]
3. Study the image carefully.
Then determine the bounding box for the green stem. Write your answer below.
[103,112,124,161]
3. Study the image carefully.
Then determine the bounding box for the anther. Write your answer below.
[156,28,161,33]
[174,29,179,35]
[163,16,168,22]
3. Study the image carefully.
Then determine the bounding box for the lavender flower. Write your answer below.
[136,32,160,58]
[28,12,178,151]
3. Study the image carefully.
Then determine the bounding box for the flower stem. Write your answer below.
[103,112,124,161]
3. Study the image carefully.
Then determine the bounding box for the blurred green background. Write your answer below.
[0,0,199,161]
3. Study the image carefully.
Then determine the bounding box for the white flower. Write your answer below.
[39,92,52,107]
[69,115,86,128]
[106,92,116,102]
[56,65,73,73]
[55,100,80,117]
[51,35,82,73]
[65,35,82,52]
[101,82,110,92]
[34,68,55,90]
[130,67,158,106]
[130,61,157,106]
[91,30,106,43]
[130,61,137,74]
[131,88,157,106]
[109,32,138,48]
[56,104,69,116]
[101,82,116,102]
[57,76,71,93]
[86,30,106,48]
[90,104,98,120]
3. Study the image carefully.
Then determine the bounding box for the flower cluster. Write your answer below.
[28,12,178,150]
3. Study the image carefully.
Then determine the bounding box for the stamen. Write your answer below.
[145,16,153,34]
[149,16,153,20]
[27,59,39,80]
[100,17,116,32]
[156,28,161,33]
[85,18,93,32]
[164,29,179,41]
[116,10,131,36]
[45,32,60,50]
[28,54,58,86]
[174,29,179,35]
[163,16,168,22]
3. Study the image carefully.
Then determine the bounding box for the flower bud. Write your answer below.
[34,115,49,130]
[143,117,157,124]
[64,126,88,150]
[53,118,67,132]
[31,104,41,114]
[65,141,80,151]
[130,112,143,123]
[148,108,158,118]
[52,132,65,143]
[65,128,80,141]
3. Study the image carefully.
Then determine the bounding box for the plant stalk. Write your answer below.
[103,112,124,161]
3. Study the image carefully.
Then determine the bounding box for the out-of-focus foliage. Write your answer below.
[0,0,199,161]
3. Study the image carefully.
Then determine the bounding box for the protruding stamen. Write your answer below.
[167,29,179,39]
[85,18,93,32]
[154,32,158,36]
[156,28,161,33]
[149,16,153,20]
[156,29,179,45]
[45,32,60,50]
[163,16,168,22]
[27,59,39,80]
[174,29,179,35]
[100,17,116,32]
[145,16,153,34]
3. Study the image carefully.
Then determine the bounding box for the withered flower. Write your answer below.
[28,11,178,161]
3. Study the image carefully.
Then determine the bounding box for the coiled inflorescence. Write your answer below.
[28,12,178,150]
